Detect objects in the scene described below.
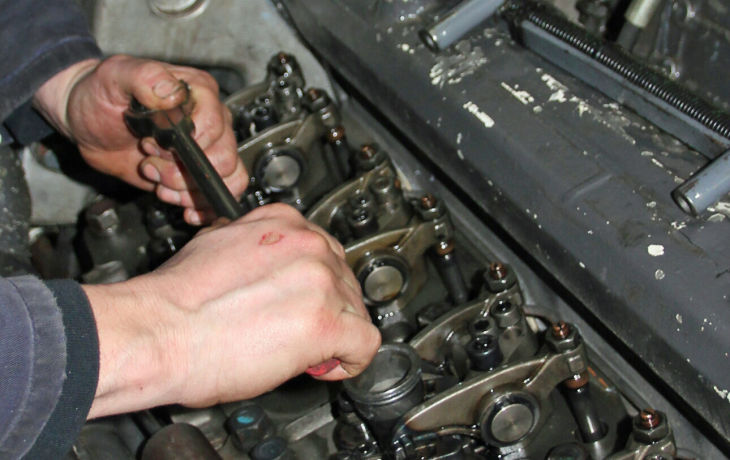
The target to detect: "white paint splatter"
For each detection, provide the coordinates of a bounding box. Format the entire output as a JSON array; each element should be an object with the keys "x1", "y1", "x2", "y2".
[
  {"x1": 587, "y1": 230, "x2": 593, "y2": 235},
  {"x1": 456, "y1": 149, "x2": 464, "y2": 160},
  {"x1": 708, "y1": 213, "x2": 726, "y2": 223},
  {"x1": 579, "y1": 261, "x2": 586, "y2": 269},
  {"x1": 714, "y1": 386, "x2": 730, "y2": 402},
  {"x1": 648, "y1": 244, "x2": 665, "y2": 257},
  {"x1": 641, "y1": 151, "x2": 654, "y2": 157},
  {"x1": 541, "y1": 73, "x2": 567, "y2": 92},
  {"x1": 570, "y1": 96, "x2": 591, "y2": 116},
  {"x1": 533, "y1": 106, "x2": 543, "y2": 113},
  {"x1": 671, "y1": 221, "x2": 687, "y2": 230},
  {"x1": 500, "y1": 82, "x2": 535, "y2": 105},
  {"x1": 549, "y1": 90, "x2": 567, "y2": 103},
  {"x1": 456, "y1": 132, "x2": 463, "y2": 145},
  {"x1": 463, "y1": 101, "x2": 495, "y2": 128},
  {"x1": 676, "y1": 313, "x2": 683, "y2": 324},
  {"x1": 646, "y1": 201, "x2": 657, "y2": 208},
  {"x1": 655, "y1": 269, "x2": 665, "y2": 280}
]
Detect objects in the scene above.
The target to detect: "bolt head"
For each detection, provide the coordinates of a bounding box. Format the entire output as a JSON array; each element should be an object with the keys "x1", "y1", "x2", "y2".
[
  {"x1": 545, "y1": 322, "x2": 581, "y2": 353},
  {"x1": 225, "y1": 404, "x2": 274, "y2": 452},
  {"x1": 85, "y1": 199, "x2": 120, "y2": 234},
  {"x1": 633, "y1": 409, "x2": 670, "y2": 444},
  {"x1": 420, "y1": 193, "x2": 437, "y2": 210},
  {"x1": 552, "y1": 321, "x2": 571, "y2": 339},
  {"x1": 360, "y1": 145, "x2": 376, "y2": 160},
  {"x1": 488, "y1": 262, "x2": 508, "y2": 280}
]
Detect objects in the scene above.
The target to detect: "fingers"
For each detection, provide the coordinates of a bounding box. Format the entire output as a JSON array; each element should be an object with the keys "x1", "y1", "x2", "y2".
[
  {"x1": 97, "y1": 55, "x2": 188, "y2": 110},
  {"x1": 309, "y1": 312, "x2": 381, "y2": 381},
  {"x1": 98, "y1": 56, "x2": 246, "y2": 211}
]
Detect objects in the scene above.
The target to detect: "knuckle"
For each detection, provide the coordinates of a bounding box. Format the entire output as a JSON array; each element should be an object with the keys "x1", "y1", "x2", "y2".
[
  {"x1": 202, "y1": 72, "x2": 219, "y2": 92},
  {"x1": 303, "y1": 260, "x2": 337, "y2": 289},
  {"x1": 268, "y1": 202, "x2": 301, "y2": 219},
  {"x1": 138, "y1": 60, "x2": 165, "y2": 79},
  {"x1": 299, "y1": 230, "x2": 331, "y2": 256}
]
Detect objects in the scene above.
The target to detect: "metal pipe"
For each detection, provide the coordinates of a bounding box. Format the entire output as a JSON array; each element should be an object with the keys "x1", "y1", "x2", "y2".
[
  {"x1": 432, "y1": 240, "x2": 469, "y2": 305},
  {"x1": 672, "y1": 149, "x2": 730, "y2": 217},
  {"x1": 563, "y1": 375, "x2": 606, "y2": 443},
  {"x1": 616, "y1": 0, "x2": 663, "y2": 50},
  {"x1": 420, "y1": 0, "x2": 503, "y2": 52}
]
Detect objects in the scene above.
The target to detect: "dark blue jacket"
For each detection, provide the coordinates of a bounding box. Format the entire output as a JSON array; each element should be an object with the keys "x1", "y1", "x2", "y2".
[{"x1": 0, "y1": 1, "x2": 102, "y2": 458}]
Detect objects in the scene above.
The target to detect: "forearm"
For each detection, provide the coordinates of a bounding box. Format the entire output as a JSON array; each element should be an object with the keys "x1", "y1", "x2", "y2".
[{"x1": 82, "y1": 276, "x2": 187, "y2": 418}]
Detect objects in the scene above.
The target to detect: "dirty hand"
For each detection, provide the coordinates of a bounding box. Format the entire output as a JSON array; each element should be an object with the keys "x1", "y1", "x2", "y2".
[
  {"x1": 82, "y1": 203, "x2": 381, "y2": 417},
  {"x1": 33, "y1": 55, "x2": 247, "y2": 225}
]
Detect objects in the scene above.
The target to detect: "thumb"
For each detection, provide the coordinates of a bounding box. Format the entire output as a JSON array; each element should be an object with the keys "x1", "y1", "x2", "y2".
[{"x1": 100, "y1": 55, "x2": 187, "y2": 110}]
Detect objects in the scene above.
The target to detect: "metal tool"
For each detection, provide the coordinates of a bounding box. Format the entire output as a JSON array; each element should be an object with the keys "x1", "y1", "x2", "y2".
[
  {"x1": 420, "y1": 0, "x2": 504, "y2": 52},
  {"x1": 125, "y1": 84, "x2": 341, "y2": 376},
  {"x1": 124, "y1": 82, "x2": 244, "y2": 220}
]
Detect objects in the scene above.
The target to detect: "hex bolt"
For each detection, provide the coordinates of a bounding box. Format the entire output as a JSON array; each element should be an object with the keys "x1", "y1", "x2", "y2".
[
  {"x1": 639, "y1": 408, "x2": 661, "y2": 429},
  {"x1": 327, "y1": 126, "x2": 346, "y2": 143},
  {"x1": 435, "y1": 239, "x2": 454, "y2": 256},
  {"x1": 488, "y1": 262, "x2": 508, "y2": 280},
  {"x1": 360, "y1": 144, "x2": 376, "y2": 160},
  {"x1": 552, "y1": 321, "x2": 571, "y2": 340},
  {"x1": 85, "y1": 199, "x2": 120, "y2": 235},
  {"x1": 420, "y1": 193, "x2": 437, "y2": 210},
  {"x1": 632, "y1": 408, "x2": 670, "y2": 444},
  {"x1": 225, "y1": 403, "x2": 274, "y2": 452},
  {"x1": 307, "y1": 88, "x2": 321, "y2": 102}
]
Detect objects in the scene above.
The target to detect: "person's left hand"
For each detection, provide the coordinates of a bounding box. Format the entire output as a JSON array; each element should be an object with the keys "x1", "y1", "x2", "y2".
[{"x1": 33, "y1": 55, "x2": 247, "y2": 225}]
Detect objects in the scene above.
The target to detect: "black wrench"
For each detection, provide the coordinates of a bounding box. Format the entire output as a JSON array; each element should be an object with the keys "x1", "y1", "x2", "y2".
[{"x1": 124, "y1": 82, "x2": 244, "y2": 220}]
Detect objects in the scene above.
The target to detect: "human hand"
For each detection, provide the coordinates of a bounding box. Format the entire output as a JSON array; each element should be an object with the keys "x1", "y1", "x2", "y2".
[
  {"x1": 83, "y1": 204, "x2": 381, "y2": 417},
  {"x1": 33, "y1": 56, "x2": 247, "y2": 225}
]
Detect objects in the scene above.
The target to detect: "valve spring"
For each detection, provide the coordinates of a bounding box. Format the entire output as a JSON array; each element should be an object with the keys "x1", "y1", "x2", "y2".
[{"x1": 511, "y1": 1, "x2": 730, "y2": 140}]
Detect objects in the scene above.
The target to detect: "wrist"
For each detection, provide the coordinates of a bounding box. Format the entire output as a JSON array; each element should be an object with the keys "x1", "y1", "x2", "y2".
[
  {"x1": 33, "y1": 58, "x2": 100, "y2": 139},
  {"x1": 82, "y1": 274, "x2": 190, "y2": 418}
]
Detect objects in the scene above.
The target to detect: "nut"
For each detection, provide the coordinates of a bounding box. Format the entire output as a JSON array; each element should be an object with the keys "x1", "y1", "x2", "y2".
[
  {"x1": 488, "y1": 262, "x2": 508, "y2": 280},
  {"x1": 633, "y1": 409, "x2": 670, "y2": 444},
  {"x1": 545, "y1": 322, "x2": 581, "y2": 353},
  {"x1": 640, "y1": 408, "x2": 661, "y2": 429},
  {"x1": 85, "y1": 199, "x2": 120, "y2": 235},
  {"x1": 420, "y1": 193, "x2": 437, "y2": 210},
  {"x1": 552, "y1": 321, "x2": 571, "y2": 339},
  {"x1": 359, "y1": 144, "x2": 377, "y2": 160},
  {"x1": 225, "y1": 403, "x2": 274, "y2": 452},
  {"x1": 483, "y1": 263, "x2": 516, "y2": 293},
  {"x1": 327, "y1": 126, "x2": 346, "y2": 143}
]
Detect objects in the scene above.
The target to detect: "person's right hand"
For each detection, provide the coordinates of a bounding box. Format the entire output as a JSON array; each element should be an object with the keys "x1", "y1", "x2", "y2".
[{"x1": 83, "y1": 203, "x2": 381, "y2": 417}]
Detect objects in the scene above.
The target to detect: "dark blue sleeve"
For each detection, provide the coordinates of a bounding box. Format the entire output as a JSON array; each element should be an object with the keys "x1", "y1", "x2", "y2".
[
  {"x1": 0, "y1": 0, "x2": 102, "y2": 145},
  {"x1": 0, "y1": 277, "x2": 99, "y2": 459}
]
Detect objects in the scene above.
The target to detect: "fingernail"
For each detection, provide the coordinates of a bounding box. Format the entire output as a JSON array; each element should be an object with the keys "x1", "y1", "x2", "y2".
[
  {"x1": 187, "y1": 211, "x2": 202, "y2": 226},
  {"x1": 142, "y1": 140, "x2": 161, "y2": 157},
  {"x1": 142, "y1": 163, "x2": 160, "y2": 182},
  {"x1": 153, "y1": 79, "x2": 182, "y2": 99},
  {"x1": 305, "y1": 358, "x2": 341, "y2": 377}
]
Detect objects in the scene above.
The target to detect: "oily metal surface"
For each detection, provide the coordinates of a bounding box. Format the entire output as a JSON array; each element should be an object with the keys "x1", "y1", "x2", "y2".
[
  {"x1": 261, "y1": 154, "x2": 301, "y2": 190},
  {"x1": 490, "y1": 403, "x2": 534, "y2": 443},
  {"x1": 363, "y1": 264, "x2": 404, "y2": 303},
  {"x1": 280, "y1": 0, "x2": 730, "y2": 446}
]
